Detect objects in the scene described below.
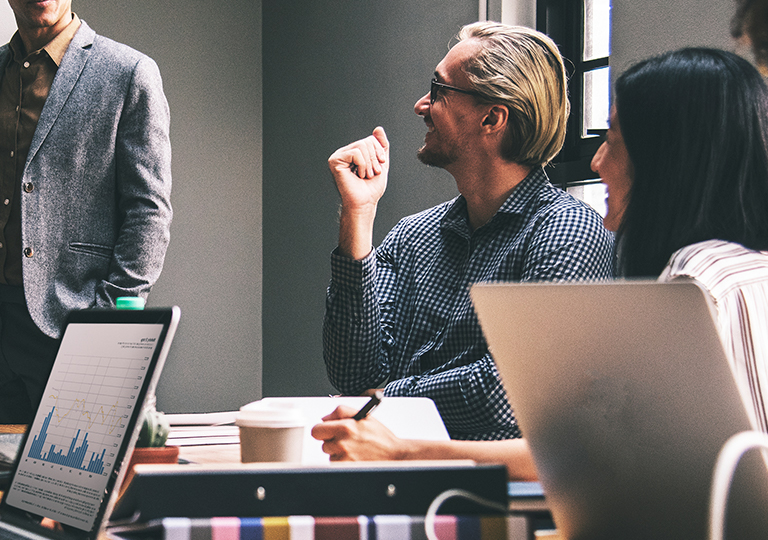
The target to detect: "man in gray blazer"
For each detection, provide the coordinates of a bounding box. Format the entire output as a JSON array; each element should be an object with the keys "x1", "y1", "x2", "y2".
[{"x1": 0, "y1": 0, "x2": 172, "y2": 422}]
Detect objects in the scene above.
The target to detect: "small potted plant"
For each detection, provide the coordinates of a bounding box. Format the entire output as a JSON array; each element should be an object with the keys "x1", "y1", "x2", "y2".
[
  {"x1": 136, "y1": 403, "x2": 172, "y2": 449},
  {"x1": 120, "y1": 399, "x2": 179, "y2": 495}
]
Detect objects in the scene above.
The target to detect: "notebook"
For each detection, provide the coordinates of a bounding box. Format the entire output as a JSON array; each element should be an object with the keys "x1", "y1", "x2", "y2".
[
  {"x1": 256, "y1": 396, "x2": 450, "y2": 464},
  {"x1": 470, "y1": 280, "x2": 768, "y2": 540},
  {"x1": 0, "y1": 306, "x2": 180, "y2": 540}
]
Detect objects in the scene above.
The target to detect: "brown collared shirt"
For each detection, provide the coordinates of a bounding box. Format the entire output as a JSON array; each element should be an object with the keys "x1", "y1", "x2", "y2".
[{"x1": 0, "y1": 14, "x2": 80, "y2": 286}]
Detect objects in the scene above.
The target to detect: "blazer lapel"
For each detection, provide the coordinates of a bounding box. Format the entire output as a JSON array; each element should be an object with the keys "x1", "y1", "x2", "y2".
[{"x1": 26, "y1": 21, "x2": 97, "y2": 167}]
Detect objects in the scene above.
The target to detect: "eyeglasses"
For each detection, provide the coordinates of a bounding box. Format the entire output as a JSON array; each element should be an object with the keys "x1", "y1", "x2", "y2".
[{"x1": 430, "y1": 78, "x2": 483, "y2": 104}]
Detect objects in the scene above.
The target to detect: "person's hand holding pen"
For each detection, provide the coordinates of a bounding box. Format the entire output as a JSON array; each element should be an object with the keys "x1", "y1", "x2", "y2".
[
  {"x1": 351, "y1": 389, "x2": 383, "y2": 420},
  {"x1": 311, "y1": 391, "x2": 407, "y2": 461},
  {"x1": 311, "y1": 392, "x2": 541, "y2": 480}
]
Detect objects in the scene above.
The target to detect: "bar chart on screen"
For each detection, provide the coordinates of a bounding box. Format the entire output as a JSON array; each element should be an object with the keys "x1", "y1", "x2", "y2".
[{"x1": 28, "y1": 406, "x2": 109, "y2": 474}]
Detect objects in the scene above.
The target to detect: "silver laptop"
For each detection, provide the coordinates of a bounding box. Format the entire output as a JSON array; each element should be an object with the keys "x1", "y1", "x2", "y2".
[
  {"x1": 0, "y1": 306, "x2": 180, "y2": 540},
  {"x1": 471, "y1": 280, "x2": 768, "y2": 540}
]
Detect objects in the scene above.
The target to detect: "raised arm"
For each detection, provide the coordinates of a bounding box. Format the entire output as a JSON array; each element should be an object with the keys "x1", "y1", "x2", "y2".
[{"x1": 328, "y1": 126, "x2": 390, "y2": 260}]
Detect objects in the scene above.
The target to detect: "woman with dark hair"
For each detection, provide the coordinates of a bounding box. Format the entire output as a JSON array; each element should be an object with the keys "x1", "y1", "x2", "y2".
[{"x1": 592, "y1": 47, "x2": 768, "y2": 430}]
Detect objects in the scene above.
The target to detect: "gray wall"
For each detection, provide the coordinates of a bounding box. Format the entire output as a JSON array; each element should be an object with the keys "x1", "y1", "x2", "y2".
[
  {"x1": 0, "y1": 5, "x2": 14, "y2": 42},
  {"x1": 611, "y1": 0, "x2": 742, "y2": 92},
  {"x1": 67, "y1": 1, "x2": 264, "y2": 413},
  {"x1": 261, "y1": 1, "x2": 478, "y2": 397}
]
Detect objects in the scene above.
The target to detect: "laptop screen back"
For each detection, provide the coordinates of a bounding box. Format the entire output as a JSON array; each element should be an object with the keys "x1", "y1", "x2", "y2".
[{"x1": 471, "y1": 280, "x2": 768, "y2": 540}]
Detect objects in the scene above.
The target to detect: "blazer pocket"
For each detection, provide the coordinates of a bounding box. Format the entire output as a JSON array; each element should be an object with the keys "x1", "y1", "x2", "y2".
[{"x1": 69, "y1": 242, "x2": 114, "y2": 260}]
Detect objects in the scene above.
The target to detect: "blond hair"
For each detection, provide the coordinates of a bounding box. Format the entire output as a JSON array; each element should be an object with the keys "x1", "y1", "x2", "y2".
[{"x1": 458, "y1": 22, "x2": 569, "y2": 167}]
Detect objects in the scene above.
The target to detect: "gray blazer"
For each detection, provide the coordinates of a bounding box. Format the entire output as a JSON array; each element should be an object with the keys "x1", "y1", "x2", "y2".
[{"x1": 0, "y1": 21, "x2": 172, "y2": 338}]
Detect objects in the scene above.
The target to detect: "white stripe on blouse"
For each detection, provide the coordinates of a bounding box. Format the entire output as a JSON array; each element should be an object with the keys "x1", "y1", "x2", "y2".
[{"x1": 660, "y1": 239, "x2": 768, "y2": 432}]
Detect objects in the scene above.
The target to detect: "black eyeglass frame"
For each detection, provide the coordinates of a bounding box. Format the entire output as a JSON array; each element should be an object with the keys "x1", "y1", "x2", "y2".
[{"x1": 429, "y1": 78, "x2": 483, "y2": 104}]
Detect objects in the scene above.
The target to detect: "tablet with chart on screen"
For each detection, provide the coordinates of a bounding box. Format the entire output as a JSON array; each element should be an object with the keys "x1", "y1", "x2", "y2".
[{"x1": 0, "y1": 306, "x2": 179, "y2": 540}]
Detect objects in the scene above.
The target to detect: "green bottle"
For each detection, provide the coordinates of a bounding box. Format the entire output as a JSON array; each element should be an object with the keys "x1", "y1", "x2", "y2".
[{"x1": 115, "y1": 297, "x2": 146, "y2": 310}]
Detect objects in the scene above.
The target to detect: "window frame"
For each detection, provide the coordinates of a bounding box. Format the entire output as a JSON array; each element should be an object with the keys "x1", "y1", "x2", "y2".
[{"x1": 537, "y1": 0, "x2": 609, "y2": 187}]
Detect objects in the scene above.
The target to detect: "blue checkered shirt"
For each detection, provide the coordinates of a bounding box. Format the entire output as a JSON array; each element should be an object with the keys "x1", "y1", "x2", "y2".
[{"x1": 323, "y1": 168, "x2": 615, "y2": 440}]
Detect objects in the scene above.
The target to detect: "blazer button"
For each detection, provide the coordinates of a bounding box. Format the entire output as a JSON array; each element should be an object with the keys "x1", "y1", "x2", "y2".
[
  {"x1": 22, "y1": 183, "x2": 34, "y2": 193},
  {"x1": 23, "y1": 247, "x2": 33, "y2": 258}
]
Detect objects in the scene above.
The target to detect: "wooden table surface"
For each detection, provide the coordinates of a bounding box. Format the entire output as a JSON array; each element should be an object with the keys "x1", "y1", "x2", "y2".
[
  {"x1": 0, "y1": 425, "x2": 27, "y2": 434},
  {"x1": 178, "y1": 443, "x2": 241, "y2": 464}
]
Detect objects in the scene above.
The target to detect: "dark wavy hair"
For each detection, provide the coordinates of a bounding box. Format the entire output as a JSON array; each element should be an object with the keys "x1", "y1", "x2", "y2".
[{"x1": 614, "y1": 48, "x2": 768, "y2": 277}]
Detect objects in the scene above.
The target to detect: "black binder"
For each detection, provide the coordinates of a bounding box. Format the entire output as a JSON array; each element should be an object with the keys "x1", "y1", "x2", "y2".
[{"x1": 110, "y1": 462, "x2": 508, "y2": 522}]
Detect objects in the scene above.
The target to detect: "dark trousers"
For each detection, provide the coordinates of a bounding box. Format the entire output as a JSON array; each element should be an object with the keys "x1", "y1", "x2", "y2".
[{"x1": 0, "y1": 285, "x2": 60, "y2": 424}]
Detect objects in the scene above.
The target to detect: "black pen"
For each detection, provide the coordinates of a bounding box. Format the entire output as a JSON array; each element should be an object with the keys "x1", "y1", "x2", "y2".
[{"x1": 352, "y1": 390, "x2": 383, "y2": 420}]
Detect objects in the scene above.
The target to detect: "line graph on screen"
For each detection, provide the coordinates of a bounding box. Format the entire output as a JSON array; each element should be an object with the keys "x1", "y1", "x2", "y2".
[{"x1": 25, "y1": 352, "x2": 150, "y2": 475}]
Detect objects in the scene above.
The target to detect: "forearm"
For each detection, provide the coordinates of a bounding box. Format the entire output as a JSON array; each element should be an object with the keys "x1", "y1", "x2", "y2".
[
  {"x1": 98, "y1": 207, "x2": 171, "y2": 304},
  {"x1": 323, "y1": 250, "x2": 391, "y2": 393},
  {"x1": 338, "y1": 204, "x2": 377, "y2": 260},
  {"x1": 385, "y1": 356, "x2": 518, "y2": 439},
  {"x1": 399, "y1": 438, "x2": 538, "y2": 481},
  {"x1": 312, "y1": 406, "x2": 537, "y2": 481},
  {"x1": 99, "y1": 56, "x2": 172, "y2": 304}
]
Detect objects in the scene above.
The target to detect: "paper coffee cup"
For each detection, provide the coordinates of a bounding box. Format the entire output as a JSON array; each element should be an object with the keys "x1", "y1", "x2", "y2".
[{"x1": 236, "y1": 402, "x2": 305, "y2": 463}]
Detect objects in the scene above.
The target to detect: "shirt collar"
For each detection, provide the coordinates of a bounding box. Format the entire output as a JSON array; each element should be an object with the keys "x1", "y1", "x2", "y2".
[
  {"x1": 443, "y1": 166, "x2": 551, "y2": 226},
  {"x1": 42, "y1": 13, "x2": 81, "y2": 66},
  {"x1": 495, "y1": 167, "x2": 551, "y2": 216},
  {"x1": 9, "y1": 13, "x2": 81, "y2": 66}
]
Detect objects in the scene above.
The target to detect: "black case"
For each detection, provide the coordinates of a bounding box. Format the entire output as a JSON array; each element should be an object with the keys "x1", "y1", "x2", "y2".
[{"x1": 110, "y1": 462, "x2": 508, "y2": 522}]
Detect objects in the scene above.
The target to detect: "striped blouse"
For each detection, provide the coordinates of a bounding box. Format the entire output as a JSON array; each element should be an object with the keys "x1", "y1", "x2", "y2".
[{"x1": 659, "y1": 239, "x2": 768, "y2": 432}]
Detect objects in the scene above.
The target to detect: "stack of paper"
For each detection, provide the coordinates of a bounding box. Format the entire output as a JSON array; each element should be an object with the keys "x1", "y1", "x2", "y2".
[{"x1": 165, "y1": 411, "x2": 239, "y2": 446}]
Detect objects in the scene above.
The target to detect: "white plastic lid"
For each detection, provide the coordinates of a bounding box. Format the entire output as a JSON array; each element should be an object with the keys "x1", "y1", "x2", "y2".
[{"x1": 236, "y1": 401, "x2": 306, "y2": 428}]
